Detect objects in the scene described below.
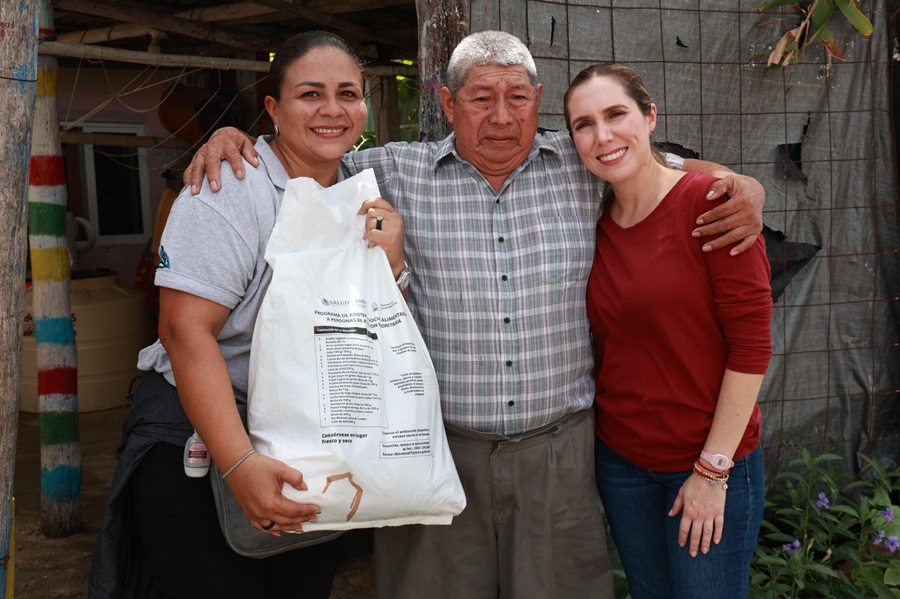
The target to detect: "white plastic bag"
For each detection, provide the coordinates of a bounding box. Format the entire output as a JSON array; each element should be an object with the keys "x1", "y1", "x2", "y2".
[{"x1": 248, "y1": 169, "x2": 466, "y2": 531}]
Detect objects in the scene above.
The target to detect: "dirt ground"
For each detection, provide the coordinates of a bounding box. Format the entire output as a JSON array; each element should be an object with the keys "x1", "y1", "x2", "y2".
[{"x1": 12, "y1": 408, "x2": 376, "y2": 598}]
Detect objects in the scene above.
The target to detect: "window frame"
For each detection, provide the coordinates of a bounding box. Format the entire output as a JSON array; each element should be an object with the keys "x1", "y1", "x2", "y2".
[{"x1": 76, "y1": 122, "x2": 153, "y2": 245}]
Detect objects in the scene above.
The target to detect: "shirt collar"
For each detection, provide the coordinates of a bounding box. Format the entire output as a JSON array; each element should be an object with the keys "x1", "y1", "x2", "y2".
[
  {"x1": 256, "y1": 135, "x2": 289, "y2": 190},
  {"x1": 256, "y1": 135, "x2": 346, "y2": 189}
]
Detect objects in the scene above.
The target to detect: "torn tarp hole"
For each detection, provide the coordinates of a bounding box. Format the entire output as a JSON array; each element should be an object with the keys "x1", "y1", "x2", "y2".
[
  {"x1": 763, "y1": 226, "x2": 821, "y2": 303},
  {"x1": 778, "y1": 142, "x2": 807, "y2": 182}
]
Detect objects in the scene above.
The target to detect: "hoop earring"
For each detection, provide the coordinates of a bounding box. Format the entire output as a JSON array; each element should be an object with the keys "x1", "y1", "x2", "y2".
[{"x1": 274, "y1": 124, "x2": 280, "y2": 136}]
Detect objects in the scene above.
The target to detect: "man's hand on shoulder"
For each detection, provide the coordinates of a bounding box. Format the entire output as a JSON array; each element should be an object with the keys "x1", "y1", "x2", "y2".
[
  {"x1": 694, "y1": 174, "x2": 764, "y2": 256},
  {"x1": 682, "y1": 159, "x2": 765, "y2": 256},
  {"x1": 183, "y1": 127, "x2": 259, "y2": 195}
]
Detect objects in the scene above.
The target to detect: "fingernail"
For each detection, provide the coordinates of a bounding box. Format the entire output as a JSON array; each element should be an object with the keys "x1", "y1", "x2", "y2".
[
  {"x1": 706, "y1": 190, "x2": 715, "y2": 198},
  {"x1": 237, "y1": 170, "x2": 244, "y2": 179},
  {"x1": 696, "y1": 217, "x2": 706, "y2": 224},
  {"x1": 702, "y1": 244, "x2": 712, "y2": 252},
  {"x1": 309, "y1": 516, "x2": 318, "y2": 523},
  {"x1": 191, "y1": 185, "x2": 199, "y2": 195},
  {"x1": 211, "y1": 180, "x2": 219, "y2": 192},
  {"x1": 691, "y1": 550, "x2": 697, "y2": 557},
  {"x1": 730, "y1": 248, "x2": 739, "y2": 256},
  {"x1": 691, "y1": 230, "x2": 700, "y2": 237}
]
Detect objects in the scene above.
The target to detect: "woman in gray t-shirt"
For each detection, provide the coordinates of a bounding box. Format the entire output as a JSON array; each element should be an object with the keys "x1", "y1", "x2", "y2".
[{"x1": 90, "y1": 31, "x2": 405, "y2": 599}]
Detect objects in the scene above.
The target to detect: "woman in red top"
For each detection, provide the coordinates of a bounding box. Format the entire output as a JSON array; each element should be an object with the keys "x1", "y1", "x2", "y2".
[{"x1": 564, "y1": 64, "x2": 773, "y2": 598}]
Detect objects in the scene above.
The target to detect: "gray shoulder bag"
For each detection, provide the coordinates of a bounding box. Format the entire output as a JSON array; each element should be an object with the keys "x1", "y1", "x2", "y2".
[{"x1": 209, "y1": 404, "x2": 342, "y2": 558}]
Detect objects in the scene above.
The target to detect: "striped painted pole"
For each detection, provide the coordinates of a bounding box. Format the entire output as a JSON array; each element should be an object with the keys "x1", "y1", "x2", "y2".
[
  {"x1": 0, "y1": 0, "x2": 41, "y2": 593},
  {"x1": 27, "y1": 0, "x2": 82, "y2": 538}
]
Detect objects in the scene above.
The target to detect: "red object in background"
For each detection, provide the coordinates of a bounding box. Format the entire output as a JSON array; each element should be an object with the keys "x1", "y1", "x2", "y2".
[{"x1": 157, "y1": 83, "x2": 214, "y2": 145}]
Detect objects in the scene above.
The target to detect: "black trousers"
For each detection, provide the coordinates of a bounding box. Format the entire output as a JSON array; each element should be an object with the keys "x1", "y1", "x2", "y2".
[{"x1": 131, "y1": 442, "x2": 342, "y2": 599}]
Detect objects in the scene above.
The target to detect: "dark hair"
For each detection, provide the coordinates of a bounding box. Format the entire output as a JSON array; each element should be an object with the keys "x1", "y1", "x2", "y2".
[
  {"x1": 268, "y1": 31, "x2": 365, "y2": 101},
  {"x1": 563, "y1": 63, "x2": 666, "y2": 166}
]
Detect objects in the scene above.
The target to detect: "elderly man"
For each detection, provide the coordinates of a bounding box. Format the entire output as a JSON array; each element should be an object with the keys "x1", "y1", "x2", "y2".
[{"x1": 185, "y1": 31, "x2": 764, "y2": 599}]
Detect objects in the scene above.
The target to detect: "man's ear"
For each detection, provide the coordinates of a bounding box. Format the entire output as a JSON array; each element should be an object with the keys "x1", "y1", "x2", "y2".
[
  {"x1": 535, "y1": 83, "x2": 544, "y2": 111},
  {"x1": 440, "y1": 86, "x2": 455, "y2": 124}
]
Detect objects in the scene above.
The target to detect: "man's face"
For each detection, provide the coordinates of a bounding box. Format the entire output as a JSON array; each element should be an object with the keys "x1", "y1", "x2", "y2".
[{"x1": 440, "y1": 65, "x2": 543, "y2": 185}]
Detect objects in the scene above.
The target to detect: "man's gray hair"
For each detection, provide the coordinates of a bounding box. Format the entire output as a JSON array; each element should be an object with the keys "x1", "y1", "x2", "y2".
[{"x1": 446, "y1": 31, "x2": 538, "y2": 95}]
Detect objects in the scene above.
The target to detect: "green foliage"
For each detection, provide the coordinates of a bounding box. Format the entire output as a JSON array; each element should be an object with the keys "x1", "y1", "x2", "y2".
[
  {"x1": 354, "y1": 130, "x2": 376, "y2": 152},
  {"x1": 757, "y1": 0, "x2": 873, "y2": 71},
  {"x1": 749, "y1": 448, "x2": 900, "y2": 598}
]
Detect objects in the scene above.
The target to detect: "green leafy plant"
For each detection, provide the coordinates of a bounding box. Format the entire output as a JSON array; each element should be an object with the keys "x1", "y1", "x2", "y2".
[
  {"x1": 757, "y1": 0, "x2": 873, "y2": 70},
  {"x1": 750, "y1": 447, "x2": 900, "y2": 598},
  {"x1": 353, "y1": 130, "x2": 377, "y2": 152}
]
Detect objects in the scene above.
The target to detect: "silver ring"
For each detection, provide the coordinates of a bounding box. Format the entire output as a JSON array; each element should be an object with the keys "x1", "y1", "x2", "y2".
[
  {"x1": 376, "y1": 216, "x2": 383, "y2": 230},
  {"x1": 262, "y1": 521, "x2": 276, "y2": 530}
]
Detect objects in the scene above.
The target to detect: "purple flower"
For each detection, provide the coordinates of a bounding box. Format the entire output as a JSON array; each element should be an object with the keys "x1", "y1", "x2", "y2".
[
  {"x1": 886, "y1": 536, "x2": 900, "y2": 553},
  {"x1": 874, "y1": 530, "x2": 886, "y2": 546},
  {"x1": 881, "y1": 507, "x2": 895, "y2": 523},
  {"x1": 816, "y1": 492, "x2": 830, "y2": 509},
  {"x1": 783, "y1": 539, "x2": 801, "y2": 555}
]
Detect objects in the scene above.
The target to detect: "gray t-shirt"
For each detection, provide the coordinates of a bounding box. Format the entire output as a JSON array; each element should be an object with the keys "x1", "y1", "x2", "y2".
[{"x1": 137, "y1": 137, "x2": 287, "y2": 403}]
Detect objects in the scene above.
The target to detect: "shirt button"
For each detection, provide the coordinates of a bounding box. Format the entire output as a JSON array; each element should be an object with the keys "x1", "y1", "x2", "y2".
[
  {"x1": 504, "y1": 317, "x2": 511, "y2": 324},
  {"x1": 507, "y1": 400, "x2": 515, "y2": 407},
  {"x1": 498, "y1": 236, "x2": 505, "y2": 243},
  {"x1": 505, "y1": 360, "x2": 513, "y2": 367},
  {"x1": 501, "y1": 275, "x2": 508, "y2": 281}
]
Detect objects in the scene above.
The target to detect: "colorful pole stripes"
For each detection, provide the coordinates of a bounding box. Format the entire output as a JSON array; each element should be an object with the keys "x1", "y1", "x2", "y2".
[{"x1": 26, "y1": 0, "x2": 82, "y2": 537}]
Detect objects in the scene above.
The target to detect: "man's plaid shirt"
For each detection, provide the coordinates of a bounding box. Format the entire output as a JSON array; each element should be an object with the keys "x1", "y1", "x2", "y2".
[{"x1": 343, "y1": 131, "x2": 606, "y2": 436}]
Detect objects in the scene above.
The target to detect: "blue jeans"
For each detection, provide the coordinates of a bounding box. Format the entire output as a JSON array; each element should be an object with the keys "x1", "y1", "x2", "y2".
[{"x1": 595, "y1": 440, "x2": 765, "y2": 599}]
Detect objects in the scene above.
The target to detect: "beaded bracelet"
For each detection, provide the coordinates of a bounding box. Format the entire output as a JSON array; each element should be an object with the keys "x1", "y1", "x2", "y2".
[
  {"x1": 693, "y1": 461, "x2": 729, "y2": 490},
  {"x1": 694, "y1": 461, "x2": 730, "y2": 479},
  {"x1": 222, "y1": 449, "x2": 256, "y2": 479}
]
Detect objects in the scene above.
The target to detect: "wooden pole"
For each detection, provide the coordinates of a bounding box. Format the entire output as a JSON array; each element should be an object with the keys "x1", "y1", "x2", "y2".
[
  {"x1": 59, "y1": 131, "x2": 191, "y2": 150},
  {"x1": 29, "y1": 0, "x2": 82, "y2": 538},
  {"x1": 415, "y1": 0, "x2": 469, "y2": 142},
  {"x1": 54, "y1": 0, "x2": 272, "y2": 51},
  {"x1": 0, "y1": 0, "x2": 40, "y2": 593},
  {"x1": 369, "y1": 76, "x2": 402, "y2": 145},
  {"x1": 38, "y1": 41, "x2": 418, "y2": 78}
]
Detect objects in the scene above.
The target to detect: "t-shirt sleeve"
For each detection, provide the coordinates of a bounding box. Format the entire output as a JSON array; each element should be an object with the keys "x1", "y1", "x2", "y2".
[
  {"x1": 699, "y1": 191, "x2": 773, "y2": 375},
  {"x1": 154, "y1": 190, "x2": 256, "y2": 310}
]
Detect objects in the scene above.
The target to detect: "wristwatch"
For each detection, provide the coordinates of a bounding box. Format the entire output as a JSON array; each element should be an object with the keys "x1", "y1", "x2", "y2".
[
  {"x1": 395, "y1": 262, "x2": 411, "y2": 291},
  {"x1": 699, "y1": 450, "x2": 734, "y2": 471}
]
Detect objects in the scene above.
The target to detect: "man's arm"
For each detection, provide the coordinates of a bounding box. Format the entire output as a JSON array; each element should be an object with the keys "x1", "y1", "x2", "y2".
[
  {"x1": 184, "y1": 128, "x2": 258, "y2": 195},
  {"x1": 186, "y1": 132, "x2": 765, "y2": 256},
  {"x1": 682, "y1": 159, "x2": 765, "y2": 256}
]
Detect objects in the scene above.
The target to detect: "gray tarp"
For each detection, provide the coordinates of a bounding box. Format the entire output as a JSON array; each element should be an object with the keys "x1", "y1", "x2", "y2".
[{"x1": 471, "y1": 1, "x2": 900, "y2": 474}]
